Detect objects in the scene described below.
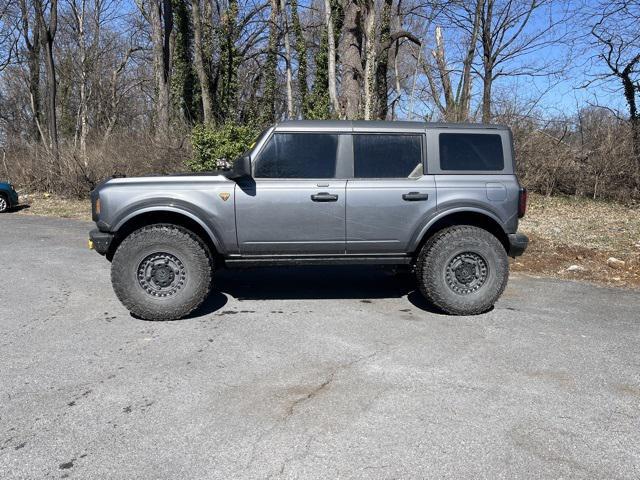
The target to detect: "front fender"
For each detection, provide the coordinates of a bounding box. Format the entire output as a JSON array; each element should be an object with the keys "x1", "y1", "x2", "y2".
[{"x1": 111, "y1": 200, "x2": 227, "y2": 255}]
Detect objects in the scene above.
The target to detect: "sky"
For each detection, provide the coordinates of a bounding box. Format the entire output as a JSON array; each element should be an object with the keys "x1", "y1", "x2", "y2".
[{"x1": 405, "y1": 0, "x2": 632, "y2": 122}]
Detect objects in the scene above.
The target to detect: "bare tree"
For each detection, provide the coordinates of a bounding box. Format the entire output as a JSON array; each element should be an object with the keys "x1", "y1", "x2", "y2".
[
  {"x1": 137, "y1": 0, "x2": 173, "y2": 135},
  {"x1": 425, "y1": 0, "x2": 483, "y2": 122},
  {"x1": 17, "y1": 0, "x2": 43, "y2": 141},
  {"x1": 281, "y1": 0, "x2": 294, "y2": 118},
  {"x1": 589, "y1": 0, "x2": 640, "y2": 176},
  {"x1": 479, "y1": 0, "x2": 566, "y2": 123},
  {"x1": 34, "y1": 0, "x2": 59, "y2": 157},
  {"x1": 191, "y1": 0, "x2": 213, "y2": 124},
  {"x1": 325, "y1": 0, "x2": 339, "y2": 115}
]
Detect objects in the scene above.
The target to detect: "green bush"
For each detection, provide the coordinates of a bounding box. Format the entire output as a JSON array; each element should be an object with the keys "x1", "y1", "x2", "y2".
[{"x1": 188, "y1": 123, "x2": 259, "y2": 172}]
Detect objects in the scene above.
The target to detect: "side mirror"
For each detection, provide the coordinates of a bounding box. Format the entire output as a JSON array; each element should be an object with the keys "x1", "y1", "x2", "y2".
[{"x1": 227, "y1": 155, "x2": 252, "y2": 179}]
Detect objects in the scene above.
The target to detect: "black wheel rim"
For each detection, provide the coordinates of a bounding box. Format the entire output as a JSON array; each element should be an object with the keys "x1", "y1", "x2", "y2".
[
  {"x1": 445, "y1": 252, "x2": 489, "y2": 295},
  {"x1": 137, "y1": 252, "x2": 186, "y2": 297}
]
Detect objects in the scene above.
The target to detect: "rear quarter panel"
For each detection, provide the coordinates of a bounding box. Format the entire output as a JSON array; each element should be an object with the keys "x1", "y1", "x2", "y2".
[{"x1": 425, "y1": 127, "x2": 520, "y2": 234}]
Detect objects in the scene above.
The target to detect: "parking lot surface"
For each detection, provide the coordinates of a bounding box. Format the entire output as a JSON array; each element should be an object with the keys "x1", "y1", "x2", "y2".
[{"x1": 1, "y1": 214, "x2": 639, "y2": 479}]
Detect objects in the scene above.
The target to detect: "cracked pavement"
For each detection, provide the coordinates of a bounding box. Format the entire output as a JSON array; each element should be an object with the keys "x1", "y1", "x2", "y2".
[{"x1": 1, "y1": 214, "x2": 640, "y2": 479}]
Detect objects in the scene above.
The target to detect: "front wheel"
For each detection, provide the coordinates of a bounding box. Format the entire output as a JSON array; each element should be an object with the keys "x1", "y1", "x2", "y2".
[
  {"x1": 0, "y1": 194, "x2": 8, "y2": 213},
  {"x1": 111, "y1": 225, "x2": 213, "y2": 320},
  {"x1": 416, "y1": 226, "x2": 509, "y2": 315}
]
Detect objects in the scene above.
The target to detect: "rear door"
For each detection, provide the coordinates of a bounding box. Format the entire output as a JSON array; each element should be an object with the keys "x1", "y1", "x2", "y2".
[
  {"x1": 235, "y1": 132, "x2": 348, "y2": 255},
  {"x1": 345, "y1": 132, "x2": 437, "y2": 254}
]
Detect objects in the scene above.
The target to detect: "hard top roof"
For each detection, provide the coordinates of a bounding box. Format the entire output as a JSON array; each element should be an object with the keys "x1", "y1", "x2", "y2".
[{"x1": 273, "y1": 120, "x2": 509, "y2": 132}]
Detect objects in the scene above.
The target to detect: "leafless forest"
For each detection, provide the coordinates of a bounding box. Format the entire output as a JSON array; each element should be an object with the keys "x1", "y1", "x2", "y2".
[{"x1": 0, "y1": 0, "x2": 638, "y2": 200}]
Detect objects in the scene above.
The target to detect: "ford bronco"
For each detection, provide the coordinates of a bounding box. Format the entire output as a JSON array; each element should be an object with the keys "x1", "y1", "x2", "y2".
[{"x1": 89, "y1": 120, "x2": 528, "y2": 320}]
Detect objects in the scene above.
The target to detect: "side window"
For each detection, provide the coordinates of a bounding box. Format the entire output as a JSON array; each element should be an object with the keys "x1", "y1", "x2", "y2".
[
  {"x1": 439, "y1": 133, "x2": 504, "y2": 171},
  {"x1": 254, "y1": 133, "x2": 338, "y2": 178},
  {"x1": 353, "y1": 134, "x2": 423, "y2": 178}
]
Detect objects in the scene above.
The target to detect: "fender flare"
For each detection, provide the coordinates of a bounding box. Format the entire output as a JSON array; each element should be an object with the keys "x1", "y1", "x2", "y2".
[
  {"x1": 112, "y1": 203, "x2": 226, "y2": 254},
  {"x1": 408, "y1": 206, "x2": 507, "y2": 252}
]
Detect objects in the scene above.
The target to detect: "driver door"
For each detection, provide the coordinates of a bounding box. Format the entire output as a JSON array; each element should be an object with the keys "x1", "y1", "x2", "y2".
[{"x1": 235, "y1": 132, "x2": 348, "y2": 255}]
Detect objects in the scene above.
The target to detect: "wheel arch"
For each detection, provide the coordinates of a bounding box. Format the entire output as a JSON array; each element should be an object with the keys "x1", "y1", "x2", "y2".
[
  {"x1": 411, "y1": 209, "x2": 509, "y2": 255},
  {"x1": 107, "y1": 208, "x2": 223, "y2": 261}
]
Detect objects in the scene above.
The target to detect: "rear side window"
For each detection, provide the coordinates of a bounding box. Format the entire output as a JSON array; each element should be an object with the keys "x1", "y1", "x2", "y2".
[
  {"x1": 354, "y1": 134, "x2": 423, "y2": 178},
  {"x1": 255, "y1": 133, "x2": 338, "y2": 178},
  {"x1": 439, "y1": 133, "x2": 504, "y2": 171}
]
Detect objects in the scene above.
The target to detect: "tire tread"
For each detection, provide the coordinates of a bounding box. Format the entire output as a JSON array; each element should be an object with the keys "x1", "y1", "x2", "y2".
[
  {"x1": 111, "y1": 224, "x2": 213, "y2": 320},
  {"x1": 416, "y1": 225, "x2": 508, "y2": 315}
]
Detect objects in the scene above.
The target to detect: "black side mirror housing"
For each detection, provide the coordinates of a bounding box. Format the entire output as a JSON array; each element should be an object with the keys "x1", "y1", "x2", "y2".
[{"x1": 227, "y1": 155, "x2": 252, "y2": 179}]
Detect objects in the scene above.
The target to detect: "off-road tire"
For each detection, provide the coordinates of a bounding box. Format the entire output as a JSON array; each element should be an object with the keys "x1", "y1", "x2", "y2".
[
  {"x1": 416, "y1": 226, "x2": 508, "y2": 315},
  {"x1": 0, "y1": 193, "x2": 8, "y2": 213},
  {"x1": 111, "y1": 224, "x2": 213, "y2": 320}
]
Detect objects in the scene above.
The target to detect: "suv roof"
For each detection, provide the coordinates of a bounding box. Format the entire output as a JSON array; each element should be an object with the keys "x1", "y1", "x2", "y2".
[{"x1": 273, "y1": 120, "x2": 510, "y2": 133}]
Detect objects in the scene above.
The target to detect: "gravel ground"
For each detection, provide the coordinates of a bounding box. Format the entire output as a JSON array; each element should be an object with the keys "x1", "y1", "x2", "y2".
[{"x1": 1, "y1": 214, "x2": 639, "y2": 479}]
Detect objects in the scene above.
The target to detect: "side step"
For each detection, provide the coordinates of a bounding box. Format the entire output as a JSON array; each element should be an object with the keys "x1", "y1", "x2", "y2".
[{"x1": 224, "y1": 255, "x2": 412, "y2": 268}]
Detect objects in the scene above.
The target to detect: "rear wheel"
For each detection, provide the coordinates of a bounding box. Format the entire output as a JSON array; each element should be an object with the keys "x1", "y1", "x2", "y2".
[
  {"x1": 111, "y1": 224, "x2": 213, "y2": 320},
  {"x1": 0, "y1": 194, "x2": 8, "y2": 213},
  {"x1": 416, "y1": 226, "x2": 508, "y2": 315}
]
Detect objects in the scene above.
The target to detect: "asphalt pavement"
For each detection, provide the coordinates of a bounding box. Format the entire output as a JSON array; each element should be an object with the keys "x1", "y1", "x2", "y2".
[{"x1": 1, "y1": 214, "x2": 639, "y2": 479}]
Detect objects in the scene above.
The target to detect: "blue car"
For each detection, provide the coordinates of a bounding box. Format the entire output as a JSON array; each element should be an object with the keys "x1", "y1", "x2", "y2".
[{"x1": 0, "y1": 182, "x2": 19, "y2": 213}]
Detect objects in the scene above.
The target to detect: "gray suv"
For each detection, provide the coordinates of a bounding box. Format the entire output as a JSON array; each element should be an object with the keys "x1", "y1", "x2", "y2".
[{"x1": 90, "y1": 120, "x2": 528, "y2": 320}]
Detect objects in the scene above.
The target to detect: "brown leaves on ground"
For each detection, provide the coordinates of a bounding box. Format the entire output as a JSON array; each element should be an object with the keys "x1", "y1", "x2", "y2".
[
  {"x1": 513, "y1": 194, "x2": 640, "y2": 288},
  {"x1": 14, "y1": 192, "x2": 91, "y2": 221}
]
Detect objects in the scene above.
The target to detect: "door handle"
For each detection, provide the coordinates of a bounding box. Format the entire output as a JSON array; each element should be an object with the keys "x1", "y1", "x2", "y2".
[
  {"x1": 311, "y1": 192, "x2": 339, "y2": 202},
  {"x1": 402, "y1": 192, "x2": 429, "y2": 201}
]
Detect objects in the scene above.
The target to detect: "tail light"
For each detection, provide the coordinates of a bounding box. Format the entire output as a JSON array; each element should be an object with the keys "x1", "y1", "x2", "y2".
[{"x1": 518, "y1": 187, "x2": 527, "y2": 218}]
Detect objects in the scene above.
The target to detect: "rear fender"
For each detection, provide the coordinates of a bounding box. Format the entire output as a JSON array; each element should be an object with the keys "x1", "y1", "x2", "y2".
[{"x1": 409, "y1": 206, "x2": 507, "y2": 253}]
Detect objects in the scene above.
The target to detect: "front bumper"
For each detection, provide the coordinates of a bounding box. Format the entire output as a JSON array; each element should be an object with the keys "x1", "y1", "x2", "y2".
[
  {"x1": 89, "y1": 229, "x2": 114, "y2": 255},
  {"x1": 507, "y1": 233, "x2": 528, "y2": 257}
]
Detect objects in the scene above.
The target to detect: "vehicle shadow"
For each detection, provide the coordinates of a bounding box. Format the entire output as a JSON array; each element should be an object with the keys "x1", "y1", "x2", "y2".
[
  {"x1": 9, "y1": 204, "x2": 30, "y2": 213},
  {"x1": 212, "y1": 265, "x2": 445, "y2": 314},
  {"x1": 133, "y1": 266, "x2": 446, "y2": 321},
  {"x1": 215, "y1": 265, "x2": 410, "y2": 300}
]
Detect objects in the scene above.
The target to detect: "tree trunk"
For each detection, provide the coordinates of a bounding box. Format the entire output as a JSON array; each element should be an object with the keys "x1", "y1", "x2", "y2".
[
  {"x1": 191, "y1": 0, "x2": 213, "y2": 124},
  {"x1": 481, "y1": 0, "x2": 494, "y2": 124},
  {"x1": 290, "y1": 0, "x2": 308, "y2": 116},
  {"x1": 339, "y1": 0, "x2": 363, "y2": 119},
  {"x1": 70, "y1": 0, "x2": 89, "y2": 161},
  {"x1": 281, "y1": 0, "x2": 294, "y2": 118},
  {"x1": 19, "y1": 0, "x2": 42, "y2": 143},
  {"x1": 324, "y1": 0, "x2": 340, "y2": 116},
  {"x1": 262, "y1": 0, "x2": 279, "y2": 123},
  {"x1": 149, "y1": 0, "x2": 173, "y2": 135},
  {"x1": 220, "y1": 0, "x2": 239, "y2": 122},
  {"x1": 433, "y1": 26, "x2": 454, "y2": 121},
  {"x1": 172, "y1": 0, "x2": 195, "y2": 122},
  {"x1": 621, "y1": 72, "x2": 640, "y2": 183},
  {"x1": 375, "y1": 0, "x2": 392, "y2": 120},
  {"x1": 362, "y1": 0, "x2": 376, "y2": 120},
  {"x1": 35, "y1": 0, "x2": 59, "y2": 159},
  {"x1": 459, "y1": 0, "x2": 484, "y2": 121}
]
